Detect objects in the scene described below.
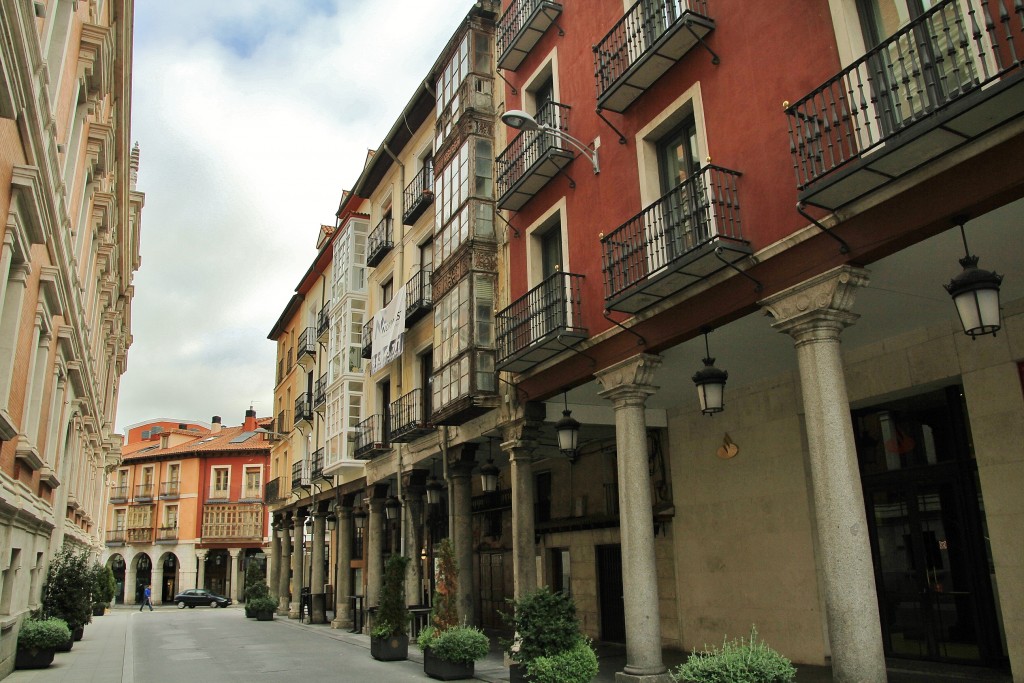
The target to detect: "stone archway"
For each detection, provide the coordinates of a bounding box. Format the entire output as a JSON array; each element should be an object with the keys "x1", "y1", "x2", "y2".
[
  {"x1": 132, "y1": 553, "x2": 153, "y2": 604},
  {"x1": 156, "y1": 552, "x2": 179, "y2": 604},
  {"x1": 107, "y1": 554, "x2": 126, "y2": 604}
]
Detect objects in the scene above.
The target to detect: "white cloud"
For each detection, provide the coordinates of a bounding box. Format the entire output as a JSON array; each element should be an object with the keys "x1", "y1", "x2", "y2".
[{"x1": 117, "y1": 0, "x2": 473, "y2": 430}]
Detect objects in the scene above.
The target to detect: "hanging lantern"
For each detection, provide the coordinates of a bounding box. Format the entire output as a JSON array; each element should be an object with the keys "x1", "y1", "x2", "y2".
[
  {"x1": 945, "y1": 220, "x2": 1002, "y2": 339},
  {"x1": 555, "y1": 393, "x2": 581, "y2": 462},
  {"x1": 384, "y1": 495, "x2": 401, "y2": 520},
  {"x1": 692, "y1": 329, "x2": 728, "y2": 415},
  {"x1": 426, "y1": 473, "x2": 444, "y2": 505},
  {"x1": 353, "y1": 507, "x2": 368, "y2": 530},
  {"x1": 480, "y1": 458, "x2": 500, "y2": 493}
]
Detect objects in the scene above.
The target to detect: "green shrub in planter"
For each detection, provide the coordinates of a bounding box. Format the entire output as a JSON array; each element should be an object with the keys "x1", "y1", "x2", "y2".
[
  {"x1": 247, "y1": 596, "x2": 277, "y2": 617},
  {"x1": 672, "y1": 627, "x2": 796, "y2": 683},
  {"x1": 42, "y1": 549, "x2": 93, "y2": 632},
  {"x1": 374, "y1": 555, "x2": 410, "y2": 638},
  {"x1": 523, "y1": 637, "x2": 599, "y2": 683},
  {"x1": 418, "y1": 625, "x2": 490, "y2": 665},
  {"x1": 18, "y1": 618, "x2": 71, "y2": 652},
  {"x1": 502, "y1": 587, "x2": 580, "y2": 665}
]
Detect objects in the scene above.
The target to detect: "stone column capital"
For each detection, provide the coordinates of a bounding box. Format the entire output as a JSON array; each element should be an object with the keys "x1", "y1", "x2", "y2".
[
  {"x1": 228, "y1": 548, "x2": 241, "y2": 558},
  {"x1": 760, "y1": 265, "x2": 870, "y2": 341},
  {"x1": 337, "y1": 505, "x2": 352, "y2": 520},
  {"x1": 500, "y1": 418, "x2": 542, "y2": 457},
  {"x1": 596, "y1": 353, "x2": 662, "y2": 405},
  {"x1": 195, "y1": 550, "x2": 208, "y2": 560}
]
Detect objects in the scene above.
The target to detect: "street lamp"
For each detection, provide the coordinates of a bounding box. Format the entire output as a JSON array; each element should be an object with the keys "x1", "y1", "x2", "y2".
[
  {"x1": 501, "y1": 109, "x2": 600, "y2": 174},
  {"x1": 555, "y1": 392, "x2": 581, "y2": 462},
  {"x1": 692, "y1": 328, "x2": 728, "y2": 415},
  {"x1": 944, "y1": 219, "x2": 1003, "y2": 339},
  {"x1": 353, "y1": 507, "x2": 368, "y2": 530},
  {"x1": 384, "y1": 494, "x2": 401, "y2": 521},
  {"x1": 479, "y1": 457, "x2": 500, "y2": 493}
]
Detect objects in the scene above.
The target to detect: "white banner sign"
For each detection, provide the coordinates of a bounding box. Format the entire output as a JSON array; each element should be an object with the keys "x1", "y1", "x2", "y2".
[{"x1": 371, "y1": 285, "x2": 407, "y2": 374}]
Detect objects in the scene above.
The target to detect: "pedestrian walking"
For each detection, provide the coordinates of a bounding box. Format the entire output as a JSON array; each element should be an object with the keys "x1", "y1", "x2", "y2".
[{"x1": 140, "y1": 584, "x2": 153, "y2": 611}]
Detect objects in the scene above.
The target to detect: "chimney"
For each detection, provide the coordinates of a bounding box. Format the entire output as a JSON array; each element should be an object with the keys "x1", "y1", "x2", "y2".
[
  {"x1": 243, "y1": 407, "x2": 257, "y2": 432},
  {"x1": 210, "y1": 416, "x2": 222, "y2": 434}
]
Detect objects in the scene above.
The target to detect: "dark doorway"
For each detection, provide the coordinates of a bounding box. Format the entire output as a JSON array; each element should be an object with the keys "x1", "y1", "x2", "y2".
[
  {"x1": 135, "y1": 554, "x2": 152, "y2": 603},
  {"x1": 855, "y1": 386, "x2": 1004, "y2": 666},
  {"x1": 109, "y1": 555, "x2": 126, "y2": 604},
  {"x1": 478, "y1": 551, "x2": 508, "y2": 629},
  {"x1": 161, "y1": 554, "x2": 177, "y2": 602},
  {"x1": 596, "y1": 544, "x2": 626, "y2": 643}
]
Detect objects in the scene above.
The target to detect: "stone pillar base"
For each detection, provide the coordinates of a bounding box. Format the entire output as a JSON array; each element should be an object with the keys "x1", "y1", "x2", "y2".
[
  {"x1": 330, "y1": 617, "x2": 352, "y2": 630},
  {"x1": 288, "y1": 603, "x2": 300, "y2": 619},
  {"x1": 615, "y1": 671, "x2": 674, "y2": 683}
]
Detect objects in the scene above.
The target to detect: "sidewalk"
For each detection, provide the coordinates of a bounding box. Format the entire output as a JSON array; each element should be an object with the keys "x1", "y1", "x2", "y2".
[{"x1": 275, "y1": 615, "x2": 1011, "y2": 683}]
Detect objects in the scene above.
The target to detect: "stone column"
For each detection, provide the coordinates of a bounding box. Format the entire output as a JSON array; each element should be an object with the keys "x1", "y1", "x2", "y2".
[
  {"x1": 366, "y1": 495, "x2": 385, "y2": 611},
  {"x1": 502, "y1": 421, "x2": 540, "y2": 599},
  {"x1": 310, "y1": 508, "x2": 327, "y2": 623},
  {"x1": 449, "y1": 445, "x2": 478, "y2": 625},
  {"x1": 152, "y1": 566, "x2": 164, "y2": 606},
  {"x1": 195, "y1": 550, "x2": 207, "y2": 592},
  {"x1": 289, "y1": 509, "x2": 306, "y2": 619},
  {"x1": 269, "y1": 516, "x2": 281, "y2": 600},
  {"x1": 124, "y1": 564, "x2": 137, "y2": 606},
  {"x1": 229, "y1": 548, "x2": 241, "y2": 602},
  {"x1": 403, "y1": 471, "x2": 427, "y2": 606},
  {"x1": 277, "y1": 513, "x2": 292, "y2": 614},
  {"x1": 761, "y1": 265, "x2": 886, "y2": 683},
  {"x1": 596, "y1": 353, "x2": 672, "y2": 683},
  {"x1": 332, "y1": 504, "x2": 353, "y2": 629}
]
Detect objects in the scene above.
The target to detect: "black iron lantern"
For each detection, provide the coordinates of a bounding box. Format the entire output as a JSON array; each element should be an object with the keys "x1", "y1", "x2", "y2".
[
  {"x1": 353, "y1": 507, "x2": 368, "y2": 529},
  {"x1": 945, "y1": 220, "x2": 1003, "y2": 339},
  {"x1": 692, "y1": 328, "x2": 728, "y2": 415},
  {"x1": 384, "y1": 495, "x2": 401, "y2": 520},
  {"x1": 425, "y1": 475, "x2": 444, "y2": 505},
  {"x1": 479, "y1": 458, "x2": 500, "y2": 493},
  {"x1": 326, "y1": 511, "x2": 337, "y2": 532},
  {"x1": 555, "y1": 393, "x2": 580, "y2": 462}
]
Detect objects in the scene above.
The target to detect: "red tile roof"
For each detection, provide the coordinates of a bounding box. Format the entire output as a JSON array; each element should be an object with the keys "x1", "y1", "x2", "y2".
[{"x1": 121, "y1": 418, "x2": 273, "y2": 462}]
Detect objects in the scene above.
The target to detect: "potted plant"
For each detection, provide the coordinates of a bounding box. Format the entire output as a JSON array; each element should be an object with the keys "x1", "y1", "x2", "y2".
[
  {"x1": 370, "y1": 554, "x2": 411, "y2": 661},
  {"x1": 502, "y1": 587, "x2": 598, "y2": 683},
  {"x1": 91, "y1": 563, "x2": 116, "y2": 616},
  {"x1": 416, "y1": 538, "x2": 489, "y2": 680},
  {"x1": 15, "y1": 617, "x2": 70, "y2": 669},
  {"x1": 42, "y1": 548, "x2": 93, "y2": 648},
  {"x1": 247, "y1": 595, "x2": 278, "y2": 621},
  {"x1": 244, "y1": 581, "x2": 270, "y2": 618},
  {"x1": 671, "y1": 627, "x2": 796, "y2": 683}
]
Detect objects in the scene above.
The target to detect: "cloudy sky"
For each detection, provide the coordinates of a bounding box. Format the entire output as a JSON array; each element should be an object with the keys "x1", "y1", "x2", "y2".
[{"x1": 116, "y1": 0, "x2": 474, "y2": 432}]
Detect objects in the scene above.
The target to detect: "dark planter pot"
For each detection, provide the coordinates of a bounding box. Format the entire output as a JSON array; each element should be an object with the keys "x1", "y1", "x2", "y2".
[
  {"x1": 509, "y1": 662, "x2": 528, "y2": 683},
  {"x1": 423, "y1": 648, "x2": 475, "y2": 681},
  {"x1": 370, "y1": 634, "x2": 408, "y2": 661},
  {"x1": 255, "y1": 611, "x2": 275, "y2": 621},
  {"x1": 245, "y1": 606, "x2": 255, "y2": 618},
  {"x1": 56, "y1": 636, "x2": 72, "y2": 653},
  {"x1": 72, "y1": 625, "x2": 84, "y2": 642},
  {"x1": 15, "y1": 648, "x2": 55, "y2": 669},
  {"x1": 93, "y1": 604, "x2": 106, "y2": 617}
]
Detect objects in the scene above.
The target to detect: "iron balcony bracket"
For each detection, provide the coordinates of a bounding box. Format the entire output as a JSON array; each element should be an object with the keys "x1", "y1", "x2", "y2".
[
  {"x1": 714, "y1": 247, "x2": 762, "y2": 292},
  {"x1": 595, "y1": 108, "x2": 628, "y2": 145},
  {"x1": 684, "y1": 19, "x2": 720, "y2": 65},
  {"x1": 556, "y1": 334, "x2": 597, "y2": 369},
  {"x1": 602, "y1": 309, "x2": 646, "y2": 347},
  {"x1": 556, "y1": 164, "x2": 577, "y2": 189},
  {"x1": 797, "y1": 202, "x2": 850, "y2": 254},
  {"x1": 496, "y1": 68, "x2": 517, "y2": 96},
  {"x1": 497, "y1": 371, "x2": 530, "y2": 404}
]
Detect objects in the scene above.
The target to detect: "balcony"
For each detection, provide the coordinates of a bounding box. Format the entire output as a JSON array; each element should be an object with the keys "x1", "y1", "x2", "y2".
[
  {"x1": 156, "y1": 527, "x2": 178, "y2": 543},
  {"x1": 297, "y1": 326, "x2": 316, "y2": 369},
  {"x1": 292, "y1": 460, "x2": 310, "y2": 490},
  {"x1": 201, "y1": 503, "x2": 263, "y2": 541},
  {"x1": 497, "y1": 0, "x2": 563, "y2": 72},
  {"x1": 786, "y1": 0, "x2": 1024, "y2": 211},
  {"x1": 109, "y1": 485, "x2": 128, "y2": 503},
  {"x1": 159, "y1": 481, "x2": 180, "y2": 499},
  {"x1": 127, "y1": 528, "x2": 152, "y2": 544},
  {"x1": 595, "y1": 0, "x2": 714, "y2": 113},
  {"x1": 207, "y1": 487, "x2": 230, "y2": 502},
  {"x1": 354, "y1": 414, "x2": 391, "y2": 459},
  {"x1": 472, "y1": 488, "x2": 513, "y2": 514},
  {"x1": 366, "y1": 216, "x2": 394, "y2": 267},
  {"x1": 313, "y1": 374, "x2": 327, "y2": 413},
  {"x1": 403, "y1": 161, "x2": 434, "y2": 225},
  {"x1": 265, "y1": 477, "x2": 281, "y2": 503},
  {"x1": 601, "y1": 165, "x2": 750, "y2": 313},
  {"x1": 311, "y1": 447, "x2": 325, "y2": 480},
  {"x1": 134, "y1": 483, "x2": 155, "y2": 501},
  {"x1": 275, "y1": 410, "x2": 288, "y2": 438},
  {"x1": 496, "y1": 272, "x2": 587, "y2": 373},
  {"x1": 405, "y1": 267, "x2": 433, "y2": 326},
  {"x1": 317, "y1": 304, "x2": 330, "y2": 342},
  {"x1": 294, "y1": 392, "x2": 313, "y2": 428},
  {"x1": 390, "y1": 389, "x2": 434, "y2": 442},
  {"x1": 105, "y1": 529, "x2": 126, "y2": 545},
  {"x1": 241, "y1": 487, "x2": 263, "y2": 502},
  {"x1": 496, "y1": 101, "x2": 575, "y2": 211},
  {"x1": 361, "y1": 320, "x2": 372, "y2": 359}
]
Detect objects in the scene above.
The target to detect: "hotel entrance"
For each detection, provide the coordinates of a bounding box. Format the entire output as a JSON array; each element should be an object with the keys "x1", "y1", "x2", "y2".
[{"x1": 855, "y1": 386, "x2": 1005, "y2": 667}]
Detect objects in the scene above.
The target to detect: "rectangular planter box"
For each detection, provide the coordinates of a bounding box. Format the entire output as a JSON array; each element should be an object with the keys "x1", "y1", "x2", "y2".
[
  {"x1": 423, "y1": 648, "x2": 475, "y2": 681},
  {"x1": 370, "y1": 634, "x2": 408, "y2": 661}
]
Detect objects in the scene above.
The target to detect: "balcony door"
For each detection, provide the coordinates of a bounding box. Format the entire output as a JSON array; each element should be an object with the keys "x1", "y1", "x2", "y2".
[
  {"x1": 655, "y1": 115, "x2": 705, "y2": 264},
  {"x1": 536, "y1": 225, "x2": 564, "y2": 341}
]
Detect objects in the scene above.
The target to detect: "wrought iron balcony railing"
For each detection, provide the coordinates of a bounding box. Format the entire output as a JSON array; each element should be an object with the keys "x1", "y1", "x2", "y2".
[
  {"x1": 317, "y1": 304, "x2": 330, "y2": 342},
  {"x1": 594, "y1": 0, "x2": 714, "y2": 113},
  {"x1": 265, "y1": 477, "x2": 281, "y2": 503},
  {"x1": 105, "y1": 529, "x2": 126, "y2": 545},
  {"x1": 497, "y1": 0, "x2": 564, "y2": 71},
  {"x1": 297, "y1": 326, "x2": 316, "y2": 366},
  {"x1": 496, "y1": 272, "x2": 587, "y2": 373},
  {"x1": 314, "y1": 374, "x2": 327, "y2": 412},
  {"x1": 405, "y1": 267, "x2": 433, "y2": 326},
  {"x1": 156, "y1": 526, "x2": 178, "y2": 542},
  {"x1": 601, "y1": 165, "x2": 750, "y2": 313},
  {"x1": 292, "y1": 460, "x2": 310, "y2": 490},
  {"x1": 311, "y1": 448, "x2": 325, "y2": 480},
  {"x1": 366, "y1": 216, "x2": 394, "y2": 267},
  {"x1": 785, "y1": 0, "x2": 1024, "y2": 210},
  {"x1": 134, "y1": 483, "x2": 155, "y2": 500},
  {"x1": 109, "y1": 485, "x2": 128, "y2": 502},
  {"x1": 496, "y1": 101, "x2": 575, "y2": 211},
  {"x1": 294, "y1": 392, "x2": 312, "y2": 426},
  {"x1": 159, "y1": 481, "x2": 180, "y2": 499},
  {"x1": 390, "y1": 388, "x2": 434, "y2": 442},
  {"x1": 361, "y1": 319, "x2": 372, "y2": 359},
  {"x1": 403, "y1": 161, "x2": 434, "y2": 225},
  {"x1": 354, "y1": 414, "x2": 390, "y2": 459}
]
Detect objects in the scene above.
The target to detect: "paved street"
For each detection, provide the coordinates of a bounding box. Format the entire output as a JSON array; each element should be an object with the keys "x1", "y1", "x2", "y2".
[{"x1": 7, "y1": 606, "x2": 1011, "y2": 683}]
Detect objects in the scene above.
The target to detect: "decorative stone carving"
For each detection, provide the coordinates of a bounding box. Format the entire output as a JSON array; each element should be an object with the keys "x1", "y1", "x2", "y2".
[{"x1": 760, "y1": 265, "x2": 870, "y2": 334}]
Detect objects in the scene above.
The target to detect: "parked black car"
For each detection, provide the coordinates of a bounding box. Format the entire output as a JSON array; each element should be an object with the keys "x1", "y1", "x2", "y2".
[{"x1": 172, "y1": 589, "x2": 232, "y2": 608}]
